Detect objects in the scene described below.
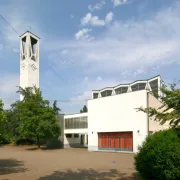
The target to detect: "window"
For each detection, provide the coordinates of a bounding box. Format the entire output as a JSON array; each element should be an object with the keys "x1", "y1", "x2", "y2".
[
  {"x1": 149, "y1": 79, "x2": 158, "y2": 98},
  {"x1": 101, "y1": 91, "x2": 106, "y2": 97},
  {"x1": 121, "y1": 87, "x2": 128, "y2": 93},
  {"x1": 65, "y1": 117, "x2": 88, "y2": 129},
  {"x1": 131, "y1": 84, "x2": 138, "y2": 91},
  {"x1": 115, "y1": 87, "x2": 128, "y2": 94},
  {"x1": 93, "y1": 93, "x2": 98, "y2": 99},
  {"x1": 138, "y1": 83, "x2": 146, "y2": 90},
  {"x1": 149, "y1": 131, "x2": 153, "y2": 135},
  {"x1": 66, "y1": 134, "x2": 72, "y2": 138},
  {"x1": 107, "y1": 90, "x2": 112, "y2": 96},
  {"x1": 115, "y1": 87, "x2": 121, "y2": 94},
  {"x1": 131, "y1": 83, "x2": 146, "y2": 91},
  {"x1": 101, "y1": 90, "x2": 112, "y2": 97},
  {"x1": 74, "y1": 134, "x2": 79, "y2": 138},
  {"x1": 30, "y1": 36, "x2": 38, "y2": 54}
]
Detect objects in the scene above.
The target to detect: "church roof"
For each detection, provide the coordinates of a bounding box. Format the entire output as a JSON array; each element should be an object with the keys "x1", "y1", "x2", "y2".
[{"x1": 19, "y1": 31, "x2": 40, "y2": 39}]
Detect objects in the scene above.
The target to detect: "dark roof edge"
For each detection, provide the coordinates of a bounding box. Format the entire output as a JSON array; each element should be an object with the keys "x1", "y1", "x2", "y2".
[
  {"x1": 64, "y1": 112, "x2": 88, "y2": 116},
  {"x1": 92, "y1": 75, "x2": 162, "y2": 92}
]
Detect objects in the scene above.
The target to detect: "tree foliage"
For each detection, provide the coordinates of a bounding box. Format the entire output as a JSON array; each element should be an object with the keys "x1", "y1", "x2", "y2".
[
  {"x1": 138, "y1": 81, "x2": 180, "y2": 128},
  {"x1": 0, "y1": 100, "x2": 6, "y2": 124},
  {"x1": 0, "y1": 100, "x2": 7, "y2": 143},
  {"x1": 135, "y1": 129, "x2": 180, "y2": 180},
  {"x1": 4, "y1": 101, "x2": 22, "y2": 142},
  {"x1": 53, "y1": 100, "x2": 61, "y2": 116},
  {"x1": 80, "y1": 105, "x2": 88, "y2": 113},
  {"x1": 15, "y1": 86, "x2": 60, "y2": 148}
]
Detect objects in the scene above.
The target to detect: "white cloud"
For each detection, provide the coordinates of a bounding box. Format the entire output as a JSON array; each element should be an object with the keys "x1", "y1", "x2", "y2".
[
  {"x1": 61, "y1": 49, "x2": 68, "y2": 54},
  {"x1": 121, "y1": 70, "x2": 131, "y2": 78},
  {"x1": 88, "y1": 0, "x2": 106, "y2": 11},
  {"x1": 0, "y1": 73, "x2": 19, "y2": 109},
  {"x1": 134, "y1": 67, "x2": 146, "y2": 76},
  {"x1": 0, "y1": 5, "x2": 43, "y2": 52},
  {"x1": 75, "y1": 28, "x2": 92, "y2": 40},
  {"x1": 81, "y1": 12, "x2": 114, "y2": 27},
  {"x1": 81, "y1": 13, "x2": 106, "y2": 26},
  {"x1": 112, "y1": 0, "x2": 128, "y2": 7},
  {"x1": 70, "y1": 76, "x2": 132, "y2": 103},
  {"x1": 70, "y1": 14, "x2": 74, "y2": 19},
  {"x1": 96, "y1": 76, "x2": 103, "y2": 81},
  {"x1": 46, "y1": 2, "x2": 180, "y2": 76},
  {"x1": 105, "y1": 12, "x2": 114, "y2": 24}
]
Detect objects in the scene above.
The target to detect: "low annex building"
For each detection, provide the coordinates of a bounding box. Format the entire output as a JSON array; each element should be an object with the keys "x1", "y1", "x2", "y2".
[
  {"x1": 62, "y1": 75, "x2": 169, "y2": 153},
  {"x1": 63, "y1": 113, "x2": 88, "y2": 148}
]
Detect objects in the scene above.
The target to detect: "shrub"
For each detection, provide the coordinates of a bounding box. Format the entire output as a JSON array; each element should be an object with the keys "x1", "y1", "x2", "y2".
[
  {"x1": 134, "y1": 129, "x2": 180, "y2": 180},
  {"x1": 0, "y1": 134, "x2": 11, "y2": 144},
  {"x1": 15, "y1": 138, "x2": 35, "y2": 145}
]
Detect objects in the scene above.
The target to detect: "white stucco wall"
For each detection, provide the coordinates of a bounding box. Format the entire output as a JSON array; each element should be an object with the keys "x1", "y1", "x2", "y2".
[
  {"x1": 88, "y1": 90, "x2": 148, "y2": 153},
  {"x1": 149, "y1": 93, "x2": 170, "y2": 132}
]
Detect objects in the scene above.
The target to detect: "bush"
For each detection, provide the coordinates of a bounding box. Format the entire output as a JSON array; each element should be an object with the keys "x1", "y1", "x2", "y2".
[
  {"x1": 0, "y1": 134, "x2": 11, "y2": 144},
  {"x1": 134, "y1": 129, "x2": 180, "y2": 180},
  {"x1": 15, "y1": 138, "x2": 35, "y2": 145}
]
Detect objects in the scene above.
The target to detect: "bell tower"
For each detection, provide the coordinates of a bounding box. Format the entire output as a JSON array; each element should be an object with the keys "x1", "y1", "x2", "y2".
[{"x1": 20, "y1": 31, "x2": 40, "y2": 100}]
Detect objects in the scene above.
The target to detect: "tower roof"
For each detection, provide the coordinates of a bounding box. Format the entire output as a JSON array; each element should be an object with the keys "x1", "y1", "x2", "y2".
[{"x1": 19, "y1": 31, "x2": 40, "y2": 39}]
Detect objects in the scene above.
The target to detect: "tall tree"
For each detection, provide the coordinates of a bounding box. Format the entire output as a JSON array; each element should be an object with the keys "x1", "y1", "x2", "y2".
[
  {"x1": 137, "y1": 81, "x2": 180, "y2": 129},
  {"x1": 16, "y1": 86, "x2": 33, "y2": 100},
  {"x1": 0, "y1": 100, "x2": 7, "y2": 141},
  {"x1": 16, "y1": 86, "x2": 60, "y2": 148},
  {"x1": 80, "y1": 105, "x2": 88, "y2": 113},
  {"x1": 53, "y1": 100, "x2": 61, "y2": 116},
  {"x1": 4, "y1": 101, "x2": 22, "y2": 141}
]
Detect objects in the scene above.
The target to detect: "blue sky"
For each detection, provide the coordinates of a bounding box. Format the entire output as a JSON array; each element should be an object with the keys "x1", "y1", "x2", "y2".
[{"x1": 0, "y1": 0, "x2": 180, "y2": 114}]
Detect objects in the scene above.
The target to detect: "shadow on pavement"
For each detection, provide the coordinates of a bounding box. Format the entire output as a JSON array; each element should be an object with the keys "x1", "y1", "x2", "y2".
[
  {"x1": 38, "y1": 169, "x2": 139, "y2": 180},
  {"x1": 25, "y1": 146, "x2": 62, "y2": 151},
  {"x1": 0, "y1": 158, "x2": 27, "y2": 175}
]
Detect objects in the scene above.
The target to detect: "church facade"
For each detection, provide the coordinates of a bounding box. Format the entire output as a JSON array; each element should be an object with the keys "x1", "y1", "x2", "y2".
[{"x1": 63, "y1": 75, "x2": 169, "y2": 153}]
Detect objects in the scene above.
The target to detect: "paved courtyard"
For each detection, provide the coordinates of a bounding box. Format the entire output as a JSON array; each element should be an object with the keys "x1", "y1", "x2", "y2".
[{"x1": 0, "y1": 145, "x2": 138, "y2": 180}]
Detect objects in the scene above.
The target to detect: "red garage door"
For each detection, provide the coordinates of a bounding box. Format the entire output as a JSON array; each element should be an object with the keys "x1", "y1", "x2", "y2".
[{"x1": 98, "y1": 132, "x2": 133, "y2": 152}]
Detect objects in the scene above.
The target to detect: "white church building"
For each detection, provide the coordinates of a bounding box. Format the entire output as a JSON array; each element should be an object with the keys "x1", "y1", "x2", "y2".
[
  {"x1": 63, "y1": 75, "x2": 169, "y2": 153},
  {"x1": 19, "y1": 31, "x2": 169, "y2": 153}
]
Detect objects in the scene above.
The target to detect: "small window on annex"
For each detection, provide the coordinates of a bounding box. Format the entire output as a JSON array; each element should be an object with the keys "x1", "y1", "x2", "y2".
[
  {"x1": 66, "y1": 134, "x2": 72, "y2": 138},
  {"x1": 74, "y1": 134, "x2": 79, "y2": 138}
]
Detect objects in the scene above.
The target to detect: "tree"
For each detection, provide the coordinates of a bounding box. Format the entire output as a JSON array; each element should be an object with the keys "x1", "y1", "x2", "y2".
[
  {"x1": 16, "y1": 86, "x2": 33, "y2": 100},
  {"x1": 80, "y1": 105, "x2": 88, "y2": 113},
  {"x1": 135, "y1": 129, "x2": 180, "y2": 180},
  {"x1": 0, "y1": 100, "x2": 7, "y2": 143},
  {"x1": 4, "y1": 101, "x2": 22, "y2": 142},
  {"x1": 16, "y1": 86, "x2": 60, "y2": 148},
  {"x1": 0, "y1": 100, "x2": 6, "y2": 124},
  {"x1": 53, "y1": 100, "x2": 61, "y2": 116},
  {"x1": 137, "y1": 81, "x2": 180, "y2": 129}
]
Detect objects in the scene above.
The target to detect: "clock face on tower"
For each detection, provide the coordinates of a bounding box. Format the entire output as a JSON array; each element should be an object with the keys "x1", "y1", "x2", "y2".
[
  {"x1": 21, "y1": 63, "x2": 26, "y2": 70},
  {"x1": 31, "y1": 64, "x2": 37, "y2": 71}
]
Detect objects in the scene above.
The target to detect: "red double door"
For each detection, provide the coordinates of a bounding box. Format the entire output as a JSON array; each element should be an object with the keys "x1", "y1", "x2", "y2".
[{"x1": 98, "y1": 132, "x2": 133, "y2": 151}]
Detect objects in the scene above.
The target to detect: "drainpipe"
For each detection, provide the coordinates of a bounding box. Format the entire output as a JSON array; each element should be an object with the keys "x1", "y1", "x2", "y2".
[{"x1": 147, "y1": 91, "x2": 149, "y2": 136}]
